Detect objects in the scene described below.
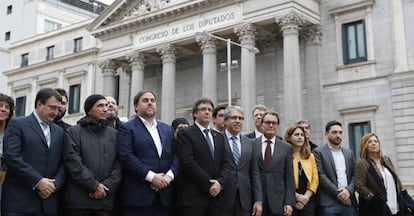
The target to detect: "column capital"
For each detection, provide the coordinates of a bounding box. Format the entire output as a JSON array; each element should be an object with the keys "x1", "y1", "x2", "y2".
[
  {"x1": 127, "y1": 50, "x2": 145, "y2": 69},
  {"x1": 157, "y1": 44, "x2": 176, "y2": 63},
  {"x1": 99, "y1": 59, "x2": 117, "y2": 76},
  {"x1": 300, "y1": 24, "x2": 322, "y2": 44},
  {"x1": 275, "y1": 11, "x2": 305, "y2": 28},
  {"x1": 195, "y1": 34, "x2": 216, "y2": 54},
  {"x1": 234, "y1": 23, "x2": 256, "y2": 44}
]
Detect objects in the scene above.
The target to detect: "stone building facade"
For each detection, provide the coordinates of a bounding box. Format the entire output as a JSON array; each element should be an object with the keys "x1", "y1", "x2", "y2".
[{"x1": 5, "y1": 0, "x2": 414, "y2": 188}]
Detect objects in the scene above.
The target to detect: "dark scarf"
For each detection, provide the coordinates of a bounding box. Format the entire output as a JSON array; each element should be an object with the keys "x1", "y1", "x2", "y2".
[{"x1": 77, "y1": 117, "x2": 108, "y2": 132}]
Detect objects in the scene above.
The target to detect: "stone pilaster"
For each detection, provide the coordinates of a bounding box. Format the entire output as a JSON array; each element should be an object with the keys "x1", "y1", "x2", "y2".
[
  {"x1": 127, "y1": 50, "x2": 145, "y2": 116},
  {"x1": 157, "y1": 44, "x2": 176, "y2": 123},
  {"x1": 99, "y1": 59, "x2": 117, "y2": 97},
  {"x1": 276, "y1": 11, "x2": 304, "y2": 125},
  {"x1": 234, "y1": 23, "x2": 257, "y2": 132},
  {"x1": 196, "y1": 34, "x2": 217, "y2": 104}
]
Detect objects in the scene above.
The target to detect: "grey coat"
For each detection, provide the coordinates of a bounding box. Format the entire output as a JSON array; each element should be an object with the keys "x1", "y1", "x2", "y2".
[{"x1": 63, "y1": 117, "x2": 122, "y2": 210}]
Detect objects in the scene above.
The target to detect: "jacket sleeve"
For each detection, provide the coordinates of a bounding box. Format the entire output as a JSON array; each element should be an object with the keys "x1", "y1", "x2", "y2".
[
  {"x1": 284, "y1": 144, "x2": 296, "y2": 206},
  {"x1": 102, "y1": 132, "x2": 122, "y2": 194},
  {"x1": 309, "y1": 154, "x2": 319, "y2": 194},
  {"x1": 63, "y1": 127, "x2": 99, "y2": 192},
  {"x1": 314, "y1": 148, "x2": 340, "y2": 198},
  {"x1": 355, "y1": 160, "x2": 372, "y2": 200}
]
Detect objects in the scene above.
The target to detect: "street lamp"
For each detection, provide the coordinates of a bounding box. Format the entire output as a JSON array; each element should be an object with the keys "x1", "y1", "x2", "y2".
[{"x1": 196, "y1": 31, "x2": 259, "y2": 106}]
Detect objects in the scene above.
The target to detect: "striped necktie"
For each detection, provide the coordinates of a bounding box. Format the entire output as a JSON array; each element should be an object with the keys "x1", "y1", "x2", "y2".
[{"x1": 231, "y1": 136, "x2": 240, "y2": 164}]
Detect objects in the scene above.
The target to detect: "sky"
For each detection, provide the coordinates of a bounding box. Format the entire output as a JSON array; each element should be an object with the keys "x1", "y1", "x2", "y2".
[{"x1": 98, "y1": 0, "x2": 116, "y2": 5}]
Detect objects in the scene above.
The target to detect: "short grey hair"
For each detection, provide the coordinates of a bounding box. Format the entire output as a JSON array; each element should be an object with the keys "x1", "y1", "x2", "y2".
[{"x1": 224, "y1": 106, "x2": 244, "y2": 120}]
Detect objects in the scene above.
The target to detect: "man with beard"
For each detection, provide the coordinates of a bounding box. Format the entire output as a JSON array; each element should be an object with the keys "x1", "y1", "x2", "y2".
[
  {"x1": 53, "y1": 88, "x2": 71, "y2": 130},
  {"x1": 105, "y1": 96, "x2": 122, "y2": 130},
  {"x1": 62, "y1": 94, "x2": 122, "y2": 216},
  {"x1": 313, "y1": 121, "x2": 357, "y2": 216},
  {"x1": 118, "y1": 90, "x2": 178, "y2": 216}
]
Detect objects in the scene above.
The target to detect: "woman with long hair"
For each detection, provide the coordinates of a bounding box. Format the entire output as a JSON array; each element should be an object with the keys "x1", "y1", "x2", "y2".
[{"x1": 284, "y1": 124, "x2": 319, "y2": 216}]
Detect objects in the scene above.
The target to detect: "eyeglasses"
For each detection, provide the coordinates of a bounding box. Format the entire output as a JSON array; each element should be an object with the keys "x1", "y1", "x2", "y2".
[
  {"x1": 263, "y1": 121, "x2": 278, "y2": 126},
  {"x1": 197, "y1": 107, "x2": 213, "y2": 112},
  {"x1": 229, "y1": 116, "x2": 244, "y2": 121}
]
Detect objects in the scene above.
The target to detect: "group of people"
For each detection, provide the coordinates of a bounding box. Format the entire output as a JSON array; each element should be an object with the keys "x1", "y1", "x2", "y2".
[{"x1": 0, "y1": 88, "x2": 410, "y2": 216}]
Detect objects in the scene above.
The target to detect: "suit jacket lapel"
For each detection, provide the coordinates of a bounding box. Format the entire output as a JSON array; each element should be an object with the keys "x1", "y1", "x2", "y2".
[
  {"x1": 192, "y1": 125, "x2": 214, "y2": 160},
  {"x1": 239, "y1": 136, "x2": 249, "y2": 166},
  {"x1": 29, "y1": 114, "x2": 48, "y2": 147},
  {"x1": 324, "y1": 144, "x2": 338, "y2": 183},
  {"x1": 135, "y1": 117, "x2": 159, "y2": 156}
]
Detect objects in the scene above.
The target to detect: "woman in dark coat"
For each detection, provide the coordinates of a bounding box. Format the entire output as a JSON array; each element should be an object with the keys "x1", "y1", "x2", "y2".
[{"x1": 355, "y1": 133, "x2": 405, "y2": 216}]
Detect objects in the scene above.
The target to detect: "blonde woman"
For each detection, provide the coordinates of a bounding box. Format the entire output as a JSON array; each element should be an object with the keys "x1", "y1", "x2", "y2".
[
  {"x1": 284, "y1": 125, "x2": 319, "y2": 216},
  {"x1": 355, "y1": 133, "x2": 405, "y2": 216}
]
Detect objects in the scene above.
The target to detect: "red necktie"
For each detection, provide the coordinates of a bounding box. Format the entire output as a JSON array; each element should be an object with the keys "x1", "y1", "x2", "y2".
[{"x1": 264, "y1": 140, "x2": 272, "y2": 167}]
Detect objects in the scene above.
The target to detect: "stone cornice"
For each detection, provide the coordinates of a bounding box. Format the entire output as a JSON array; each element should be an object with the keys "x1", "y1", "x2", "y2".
[
  {"x1": 90, "y1": 0, "x2": 236, "y2": 40},
  {"x1": 3, "y1": 48, "x2": 98, "y2": 76},
  {"x1": 328, "y1": 0, "x2": 375, "y2": 16}
]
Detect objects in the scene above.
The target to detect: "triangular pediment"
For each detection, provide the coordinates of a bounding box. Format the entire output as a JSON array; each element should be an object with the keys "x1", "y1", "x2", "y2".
[{"x1": 88, "y1": 0, "x2": 235, "y2": 38}]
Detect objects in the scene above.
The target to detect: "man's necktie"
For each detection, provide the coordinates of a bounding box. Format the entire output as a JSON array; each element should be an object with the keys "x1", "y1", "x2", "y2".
[
  {"x1": 264, "y1": 139, "x2": 272, "y2": 167},
  {"x1": 41, "y1": 122, "x2": 51, "y2": 147},
  {"x1": 203, "y1": 129, "x2": 214, "y2": 158},
  {"x1": 231, "y1": 136, "x2": 240, "y2": 164}
]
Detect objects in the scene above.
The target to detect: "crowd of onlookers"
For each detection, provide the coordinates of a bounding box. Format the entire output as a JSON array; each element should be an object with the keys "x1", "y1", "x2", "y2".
[{"x1": 0, "y1": 88, "x2": 412, "y2": 216}]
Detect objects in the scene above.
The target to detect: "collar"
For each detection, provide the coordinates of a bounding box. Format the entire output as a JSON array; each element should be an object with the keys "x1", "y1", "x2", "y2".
[
  {"x1": 138, "y1": 115, "x2": 157, "y2": 128},
  {"x1": 261, "y1": 136, "x2": 276, "y2": 144},
  {"x1": 33, "y1": 111, "x2": 49, "y2": 126},
  {"x1": 195, "y1": 121, "x2": 209, "y2": 133},
  {"x1": 327, "y1": 143, "x2": 342, "y2": 152},
  {"x1": 225, "y1": 130, "x2": 240, "y2": 139}
]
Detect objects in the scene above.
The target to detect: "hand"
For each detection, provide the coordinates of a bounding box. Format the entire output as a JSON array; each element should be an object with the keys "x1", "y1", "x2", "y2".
[
  {"x1": 37, "y1": 178, "x2": 56, "y2": 198},
  {"x1": 89, "y1": 183, "x2": 108, "y2": 199},
  {"x1": 208, "y1": 179, "x2": 222, "y2": 197},
  {"x1": 337, "y1": 188, "x2": 351, "y2": 206},
  {"x1": 151, "y1": 173, "x2": 170, "y2": 190},
  {"x1": 296, "y1": 194, "x2": 309, "y2": 206},
  {"x1": 252, "y1": 201, "x2": 262, "y2": 216},
  {"x1": 283, "y1": 205, "x2": 293, "y2": 216},
  {"x1": 295, "y1": 201, "x2": 305, "y2": 210}
]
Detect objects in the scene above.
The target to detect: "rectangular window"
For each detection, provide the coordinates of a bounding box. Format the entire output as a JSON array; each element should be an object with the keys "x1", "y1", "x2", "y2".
[
  {"x1": 342, "y1": 20, "x2": 367, "y2": 64},
  {"x1": 15, "y1": 96, "x2": 26, "y2": 117},
  {"x1": 5, "y1": 31, "x2": 10, "y2": 41},
  {"x1": 74, "y1": 37, "x2": 83, "y2": 53},
  {"x1": 44, "y1": 19, "x2": 62, "y2": 32},
  {"x1": 68, "y1": 84, "x2": 81, "y2": 114},
  {"x1": 46, "y1": 45, "x2": 54, "y2": 60},
  {"x1": 7, "y1": 5, "x2": 12, "y2": 14},
  {"x1": 21, "y1": 53, "x2": 29, "y2": 67},
  {"x1": 348, "y1": 121, "x2": 371, "y2": 160}
]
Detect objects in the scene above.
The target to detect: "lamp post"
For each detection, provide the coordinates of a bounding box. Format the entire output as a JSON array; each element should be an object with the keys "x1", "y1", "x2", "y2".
[{"x1": 196, "y1": 31, "x2": 259, "y2": 106}]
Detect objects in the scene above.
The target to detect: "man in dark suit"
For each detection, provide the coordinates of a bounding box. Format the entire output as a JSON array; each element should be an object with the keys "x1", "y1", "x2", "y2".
[
  {"x1": 253, "y1": 111, "x2": 295, "y2": 216},
  {"x1": 118, "y1": 90, "x2": 178, "y2": 216},
  {"x1": 2, "y1": 88, "x2": 65, "y2": 216},
  {"x1": 313, "y1": 120, "x2": 357, "y2": 216},
  {"x1": 176, "y1": 98, "x2": 231, "y2": 216},
  {"x1": 220, "y1": 106, "x2": 263, "y2": 216}
]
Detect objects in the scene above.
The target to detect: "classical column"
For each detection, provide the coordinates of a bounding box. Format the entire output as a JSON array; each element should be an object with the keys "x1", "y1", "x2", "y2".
[
  {"x1": 196, "y1": 34, "x2": 217, "y2": 104},
  {"x1": 234, "y1": 23, "x2": 257, "y2": 132},
  {"x1": 99, "y1": 59, "x2": 117, "y2": 97},
  {"x1": 157, "y1": 44, "x2": 176, "y2": 123},
  {"x1": 127, "y1": 51, "x2": 145, "y2": 116},
  {"x1": 276, "y1": 12, "x2": 304, "y2": 125}
]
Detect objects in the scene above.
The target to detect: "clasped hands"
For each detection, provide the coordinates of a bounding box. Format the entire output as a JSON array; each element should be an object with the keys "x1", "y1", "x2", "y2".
[
  {"x1": 89, "y1": 183, "x2": 109, "y2": 199},
  {"x1": 295, "y1": 193, "x2": 309, "y2": 210},
  {"x1": 337, "y1": 188, "x2": 352, "y2": 206},
  {"x1": 37, "y1": 178, "x2": 56, "y2": 199},
  {"x1": 150, "y1": 173, "x2": 173, "y2": 191}
]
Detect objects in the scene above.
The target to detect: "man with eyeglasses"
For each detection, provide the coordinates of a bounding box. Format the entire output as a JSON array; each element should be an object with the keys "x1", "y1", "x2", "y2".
[
  {"x1": 296, "y1": 120, "x2": 318, "y2": 151},
  {"x1": 253, "y1": 111, "x2": 295, "y2": 216},
  {"x1": 176, "y1": 98, "x2": 231, "y2": 216},
  {"x1": 2, "y1": 88, "x2": 65, "y2": 216},
  {"x1": 218, "y1": 106, "x2": 263, "y2": 216}
]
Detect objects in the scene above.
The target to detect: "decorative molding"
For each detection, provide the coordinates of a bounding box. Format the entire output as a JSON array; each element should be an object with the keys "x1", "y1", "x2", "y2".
[
  {"x1": 328, "y1": 0, "x2": 375, "y2": 15},
  {"x1": 275, "y1": 11, "x2": 306, "y2": 29},
  {"x1": 99, "y1": 59, "x2": 117, "y2": 75},
  {"x1": 256, "y1": 32, "x2": 279, "y2": 53},
  {"x1": 338, "y1": 105, "x2": 378, "y2": 115},
  {"x1": 234, "y1": 23, "x2": 256, "y2": 43},
  {"x1": 127, "y1": 50, "x2": 145, "y2": 69},
  {"x1": 157, "y1": 44, "x2": 176, "y2": 63},
  {"x1": 300, "y1": 24, "x2": 322, "y2": 44},
  {"x1": 195, "y1": 34, "x2": 216, "y2": 53},
  {"x1": 126, "y1": 0, "x2": 178, "y2": 18}
]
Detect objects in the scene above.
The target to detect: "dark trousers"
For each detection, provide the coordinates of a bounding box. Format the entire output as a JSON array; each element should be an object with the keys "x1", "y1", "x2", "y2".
[
  {"x1": 263, "y1": 199, "x2": 282, "y2": 216},
  {"x1": 2, "y1": 212, "x2": 53, "y2": 216},
  {"x1": 220, "y1": 191, "x2": 250, "y2": 216},
  {"x1": 63, "y1": 209, "x2": 112, "y2": 216},
  {"x1": 122, "y1": 193, "x2": 169, "y2": 216},
  {"x1": 179, "y1": 205, "x2": 220, "y2": 216},
  {"x1": 293, "y1": 197, "x2": 315, "y2": 216}
]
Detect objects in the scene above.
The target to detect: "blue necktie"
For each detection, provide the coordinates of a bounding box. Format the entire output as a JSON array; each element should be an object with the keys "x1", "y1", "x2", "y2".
[
  {"x1": 203, "y1": 129, "x2": 214, "y2": 158},
  {"x1": 231, "y1": 136, "x2": 240, "y2": 164}
]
